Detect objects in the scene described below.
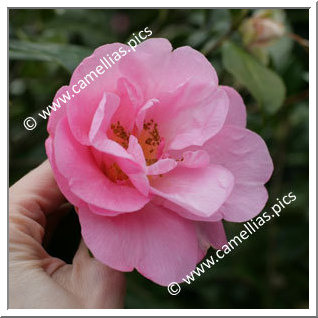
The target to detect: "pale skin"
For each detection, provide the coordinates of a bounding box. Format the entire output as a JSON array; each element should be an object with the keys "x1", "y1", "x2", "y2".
[{"x1": 9, "y1": 160, "x2": 126, "y2": 309}]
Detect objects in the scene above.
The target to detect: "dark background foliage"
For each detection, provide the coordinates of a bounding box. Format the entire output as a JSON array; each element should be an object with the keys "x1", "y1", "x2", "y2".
[{"x1": 9, "y1": 9, "x2": 309, "y2": 309}]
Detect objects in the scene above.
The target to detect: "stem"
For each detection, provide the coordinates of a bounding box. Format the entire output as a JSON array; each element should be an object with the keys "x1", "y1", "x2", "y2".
[
  {"x1": 202, "y1": 9, "x2": 249, "y2": 56},
  {"x1": 284, "y1": 89, "x2": 309, "y2": 107},
  {"x1": 287, "y1": 32, "x2": 309, "y2": 53}
]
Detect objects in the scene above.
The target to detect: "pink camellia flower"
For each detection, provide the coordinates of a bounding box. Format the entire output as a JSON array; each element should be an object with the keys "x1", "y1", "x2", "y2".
[{"x1": 46, "y1": 38, "x2": 273, "y2": 286}]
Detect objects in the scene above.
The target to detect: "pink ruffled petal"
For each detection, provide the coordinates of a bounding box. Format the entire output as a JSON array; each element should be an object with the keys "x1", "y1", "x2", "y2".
[
  {"x1": 146, "y1": 158, "x2": 177, "y2": 175},
  {"x1": 88, "y1": 93, "x2": 143, "y2": 176},
  {"x1": 88, "y1": 95, "x2": 149, "y2": 196},
  {"x1": 45, "y1": 137, "x2": 83, "y2": 208},
  {"x1": 127, "y1": 173, "x2": 150, "y2": 197},
  {"x1": 196, "y1": 221, "x2": 228, "y2": 251},
  {"x1": 111, "y1": 77, "x2": 144, "y2": 132},
  {"x1": 146, "y1": 84, "x2": 229, "y2": 151},
  {"x1": 88, "y1": 204, "x2": 124, "y2": 217},
  {"x1": 219, "y1": 183, "x2": 269, "y2": 222},
  {"x1": 120, "y1": 38, "x2": 218, "y2": 98},
  {"x1": 127, "y1": 135, "x2": 146, "y2": 168},
  {"x1": 79, "y1": 202, "x2": 199, "y2": 286},
  {"x1": 178, "y1": 150, "x2": 210, "y2": 168},
  {"x1": 122, "y1": 136, "x2": 149, "y2": 196},
  {"x1": 54, "y1": 117, "x2": 149, "y2": 212},
  {"x1": 155, "y1": 197, "x2": 224, "y2": 223},
  {"x1": 204, "y1": 125, "x2": 273, "y2": 221},
  {"x1": 66, "y1": 43, "x2": 131, "y2": 145},
  {"x1": 89, "y1": 92, "x2": 136, "y2": 162},
  {"x1": 89, "y1": 92, "x2": 120, "y2": 141},
  {"x1": 47, "y1": 86, "x2": 69, "y2": 137},
  {"x1": 206, "y1": 126, "x2": 273, "y2": 185},
  {"x1": 150, "y1": 164, "x2": 234, "y2": 218},
  {"x1": 221, "y1": 86, "x2": 247, "y2": 128},
  {"x1": 135, "y1": 98, "x2": 159, "y2": 133},
  {"x1": 150, "y1": 195, "x2": 223, "y2": 223}
]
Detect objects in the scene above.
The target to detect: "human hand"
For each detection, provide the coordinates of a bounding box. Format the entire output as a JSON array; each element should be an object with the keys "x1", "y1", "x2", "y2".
[{"x1": 9, "y1": 160, "x2": 126, "y2": 309}]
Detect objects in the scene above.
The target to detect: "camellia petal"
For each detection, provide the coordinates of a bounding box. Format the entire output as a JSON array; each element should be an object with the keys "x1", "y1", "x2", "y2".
[
  {"x1": 150, "y1": 164, "x2": 235, "y2": 218},
  {"x1": 79, "y1": 202, "x2": 199, "y2": 286},
  {"x1": 221, "y1": 86, "x2": 247, "y2": 128},
  {"x1": 146, "y1": 158, "x2": 177, "y2": 175},
  {"x1": 119, "y1": 38, "x2": 218, "y2": 98},
  {"x1": 66, "y1": 43, "x2": 131, "y2": 145},
  {"x1": 144, "y1": 83, "x2": 229, "y2": 151},
  {"x1": 47, "y1": 86, "x2": 70, "y2": 138},
  {"x1": 196, "y1": 221, "x2": 228, "y2": 251},
  {"x1": 54, "y1": 117, "x2": 149, "y2": 212},
  {"x1": 204, "y1": 125, "x2": 274, "y2": 221}
]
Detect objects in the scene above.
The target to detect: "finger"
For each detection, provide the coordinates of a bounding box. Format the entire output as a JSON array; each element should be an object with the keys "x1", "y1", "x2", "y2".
[
  {"x1": 9, "y1": 160, "x2": 66, "y2": 243},
  {"x1": 9, "y1": 160, "x2": 69, "y2": 269},
  {"x1": 10, "y1": 160, "x2": 66, "y2": 218},
  {"x1": 9, "y1": 267, "x2": 80, "y2": 309},
  {"x1": 52, "y1": 240, "x2": 126, "y2": 308}
]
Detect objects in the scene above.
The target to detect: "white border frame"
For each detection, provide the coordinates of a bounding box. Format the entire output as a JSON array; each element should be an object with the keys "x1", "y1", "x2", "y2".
[{"x1": 3, "y1": 1, "x2": 316, "y2": 316}]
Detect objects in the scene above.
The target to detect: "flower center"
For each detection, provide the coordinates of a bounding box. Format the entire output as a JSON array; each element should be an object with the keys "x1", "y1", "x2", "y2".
[
  {"x1": 110, "y1": 121, "x2": 130, "y2": 149},
  {"x1": 105, "y1": 119, "x2": 162, "y2": 183},
  {"x1": 109, "y1": 118, "x2": 162, "y2": 166},
  {"x1": 104, "y1": 162, "x2": 129, "y2": 183},
  {"x1": 138, "y1": 119, "x2": 162, "y2": 166},
  {"x1": 101, "y1": 121, "x2": 130, "y2": 183}
]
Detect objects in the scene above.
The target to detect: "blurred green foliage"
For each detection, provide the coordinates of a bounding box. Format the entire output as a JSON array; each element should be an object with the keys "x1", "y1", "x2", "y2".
[{"x1": 9, "y1": 9, "x2": 309, "y2": 309}]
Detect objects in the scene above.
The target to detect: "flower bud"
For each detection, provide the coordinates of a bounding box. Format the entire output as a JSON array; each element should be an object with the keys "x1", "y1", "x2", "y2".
[{"x1": 240, "y1": 12, "x2": 285, "y2": 47}]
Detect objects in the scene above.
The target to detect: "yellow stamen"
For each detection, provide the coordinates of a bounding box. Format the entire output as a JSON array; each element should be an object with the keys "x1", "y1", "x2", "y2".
[
  {"x1": 138, "y1": 119, "x2": 161, "y2": 166},
  {"x1": 110, "y1": 121, "x2": 130, "y2": 149}
]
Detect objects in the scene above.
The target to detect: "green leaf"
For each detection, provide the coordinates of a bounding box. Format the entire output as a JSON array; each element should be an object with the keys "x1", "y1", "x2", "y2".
[
  {"x1": 222, "y1": 41, "x2": 286, "y2": 114},
  {"x1": 9, "y1": 40, "x2": 93, "y2": 73}
]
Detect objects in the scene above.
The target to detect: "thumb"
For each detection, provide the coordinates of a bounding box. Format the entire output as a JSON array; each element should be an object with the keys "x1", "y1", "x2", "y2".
[{"x1": 51, "y1": 239, "x2": 126, "y2": 308}]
